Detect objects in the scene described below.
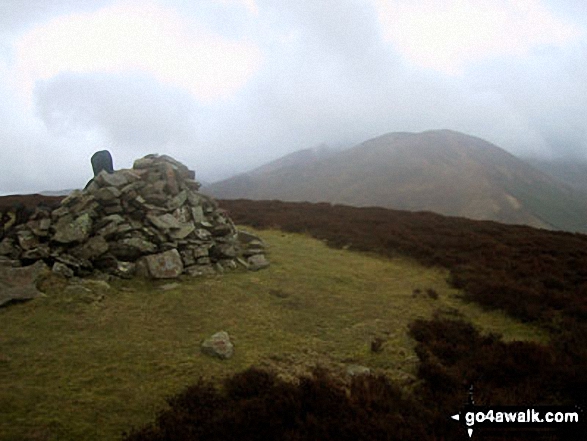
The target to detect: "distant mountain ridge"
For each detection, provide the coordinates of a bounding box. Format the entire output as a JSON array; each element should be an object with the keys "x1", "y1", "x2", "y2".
[{"x1": 207, "y1": 130, "x2": 587, "y2": 233}]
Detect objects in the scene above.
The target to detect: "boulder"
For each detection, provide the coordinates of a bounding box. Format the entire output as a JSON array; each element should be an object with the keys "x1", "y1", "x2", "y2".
[
  {"x1": 201, "y1": 331, "x2": 234, "y2": 360},
  {"x1": 139, "y1": 249, "x2": 183, "y2": 279},
  {"x1": 0, "y1": 260, "x2": 49, "y2": 307}
]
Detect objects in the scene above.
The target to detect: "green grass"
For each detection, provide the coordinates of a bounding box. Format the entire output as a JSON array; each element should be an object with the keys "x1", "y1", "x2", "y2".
[{"x1": 0, "y1": 229, "x2": 548, "y2": 441}]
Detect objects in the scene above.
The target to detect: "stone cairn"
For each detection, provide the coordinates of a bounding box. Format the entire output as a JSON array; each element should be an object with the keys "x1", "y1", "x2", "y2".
[{"x1": 0, "y1": 154, "x2": 269, "y2": 279}]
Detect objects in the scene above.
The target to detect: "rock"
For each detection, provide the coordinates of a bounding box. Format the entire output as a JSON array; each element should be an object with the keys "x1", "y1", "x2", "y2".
[
  {"x1": 52, "y1": 262, "x2": 74, "y2": 278},
  {"x1": 169, "y1": 224, "x2": 195, "y2": 240},
  {"x1": 139, "y1": 249, "x2": 183, "y2": 279},
  {"x1": 0, "y1": 238, "x2": 17, "y2": 257},
  {"x1": 113, "y1": 261, "x2": 136, "y2": 278},
  {"x1": 2, "y1": 153, "x2": 270, "y2": 284},
  {"x1": 96, "y1": 169, "x2": 129, "y2": 188},
  {"x1": 94, "y1": 186, "x2": 122, "y2": 202},
  {"x1": 0, "y1": 261, "x2": 49, "y2": 307},
  {"x1": 346, "y1": 365, "x2": 371, "y2": 377},
  {"x1": 91, "y1": 150, "x2": 114, "y2": 176},
  {"x1": 21, "y1": 244, "x2": 50, "y2": 260},
  {"x1": 70, "y1": 235, "x2": 109, "y2": 260},
  {"x1": 147, "y1": 213, "x2": 182, "y2": 231},
  {"x1": 52, "y1": 213, "x2": 93, "y2": 244},
  {"x1": 17, "y1": 229, "x2": 38, "y2": 250},
  {"x1": 185, "y1": 265, "x2": 215, "y2": 277},
  {"x1": 247, "y1": 254, "x2": 270, "y2": 271},
  {"x1": 201, "y1": 331, "x2": 234, "y2": 359}
]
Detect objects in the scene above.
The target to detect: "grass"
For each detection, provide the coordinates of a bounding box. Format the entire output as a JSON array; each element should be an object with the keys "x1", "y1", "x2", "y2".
[{"x1": 0, "y1": 228, "x2": 548, "y2": 441}]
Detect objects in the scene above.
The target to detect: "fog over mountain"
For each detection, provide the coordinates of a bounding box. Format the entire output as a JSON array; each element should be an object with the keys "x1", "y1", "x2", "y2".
[
  {"x1": 207, "y1": 130, "x2": 587, "y2": 233},
  {"x1": 1, "y1": 1, "x2": 587, "y2": 195}
]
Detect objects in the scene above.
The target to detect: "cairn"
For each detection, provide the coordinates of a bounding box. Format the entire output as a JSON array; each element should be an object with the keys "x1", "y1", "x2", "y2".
[{"x1": 0, "y1": 154, "x2": 268, "y2": 279}]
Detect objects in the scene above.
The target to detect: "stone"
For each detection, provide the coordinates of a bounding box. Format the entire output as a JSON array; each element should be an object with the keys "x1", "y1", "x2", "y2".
[
  {"x1": 119, "y1": 237, "x2": 157, "y2": 254},
  {"x1": 180, "y1": 250, "x2": 196, "y2": 266},
  {"x1": 164, "y1": 163, "x2": 179, "y2": 195},
  {"x1": 247, "y1": 254, "x2": 270, "y2": 271},
  {"x1": 346, "y1": 365, "x2": 371, "y2": 377},
  {"x1": 70, "y1": 235, "x2": 109, "y2": 260},
  {"x1": 0, "y1": 261, "x2": 48, "y2": 307},
  {"x1": 91, "y1": 150, "x2": 114, "y2": 176},
  {"x1": 113, "y1": 261, "x2": 136, "y2": 278},
  {"x1": 201, "y1": 331, "x2": 234, "y2": 359},
  {"x1": 94, "y1": 186, "x2": 122, "y2": 202},
  {"x1": 52, "y1": 261, "x2": 74, "y2": 278},
  {"x1": 22, "y1": 244, "x2": 50, "y2": 260},
  {"x1": 192, "y1": 246, "x2": 209, "y2": 258},
  {"x1": 168, "y1": 224, "x2": 195, "y2": 240},
  {"x1": 212, "y1": 244, "x2": 237, "y2": 258},
  {"x1": 147, "y1": 213, "x2": 182, "y2": 231},
  {"x1": 133, "y1": 157, "x2": 155, "y2": 169},
  {"x1": 2, "y1": 153, "x2": 270, "y2": 283},
  {"x1": 96, "y1": 170, "x2": 129, "y2": 188},
  {"x1": 139, "y1": 249, "x2": 183, "y2": 279},
  {"x1": 167, "y1": 190, "x2": 187, "y2": 211},
  {"x1": 0, "y1": 238, "x2": 17, "y2": 257},
  {"x1": 237, "y1": 230, "x2": 265, "y2": 245},
  {"x1": 17, "y1": 229, "x2": 38, "y2": 251},
  {"x1": 53, "y1": 213, "x2": 93, "y2": 244},
  {"x1": 191, "y1": 206, "x2": 205, "y2": 224}
]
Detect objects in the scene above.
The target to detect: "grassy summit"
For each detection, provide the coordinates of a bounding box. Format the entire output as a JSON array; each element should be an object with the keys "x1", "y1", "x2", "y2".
[{"x1": 0, "y1": 229, "x2": 546, "y2": 441}]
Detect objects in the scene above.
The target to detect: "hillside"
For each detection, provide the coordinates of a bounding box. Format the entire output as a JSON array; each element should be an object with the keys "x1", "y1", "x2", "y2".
[
  {"x1": 207, "y1": 130, "x2": 587, "y2": 233},
  {"x1": 1, "y1": 194, "x2": 586, "y2": 439}
]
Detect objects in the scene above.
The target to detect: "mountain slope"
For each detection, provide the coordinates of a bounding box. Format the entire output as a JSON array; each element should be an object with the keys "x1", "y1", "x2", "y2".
[{"x1": 207, "y1": 130, "x2": 587, "y2": 233}]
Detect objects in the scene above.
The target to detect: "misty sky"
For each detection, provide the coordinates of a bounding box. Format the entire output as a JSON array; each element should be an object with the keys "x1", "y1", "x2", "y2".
[{"x1": 1, "y1": 0, "x2": 586, "y2": 194}]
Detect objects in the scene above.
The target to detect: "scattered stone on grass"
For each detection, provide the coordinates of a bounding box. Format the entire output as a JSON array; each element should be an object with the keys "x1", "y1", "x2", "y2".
[{"x1": 201, "y1": 331, "x2": 234, "y2": 360}]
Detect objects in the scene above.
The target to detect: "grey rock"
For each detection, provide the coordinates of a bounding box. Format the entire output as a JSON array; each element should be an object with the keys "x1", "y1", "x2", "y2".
[
  {"x1": 120, "y1": 237, "x2": 157, "y2": 254},
  {"x1": 237, "y1": 230, "x2": 266, "y2": 245},
  {"x1": 169, "y1": 224, "x2": 195, "y2": 240},
  {"x1": 96, "y1": 170, "x2": 129, "y2": 188},
  {"x1": 147, "y1": 213, "x2": 182, "y2": 231},
  {"x1": 0, "y1": 260, "x2": 48, "y2": 307},
  {"x1": 94, "y1": 186, "x2": 122, "y2": 202},
  {"x1": 194, "y1": 229, "x2": 212, "y2": 241},
  {"x1": 133, "y1": 157, "x2": 156, "y2": 169},
  {"x1": 70, "y1": 235, "x2": 109, "y2": 260},
  {"x1": 185, "y1": 264, "x2": 215, "y2": 277},
  {"x1": 113, "y1": 261, "x2": 136, "y2": 278},
  {"x1": 346, "y1": 365, "x2": 371, "y2": 377},
  {"x1": 53, "y1": 213, "x2": 93, "y2": 244},
  {"x1": 212, "y1": 244, "x2": 237, "y2": 258},
  {"x1": 167, "y1": 190, "x2": 187, "y2": 211},
  {"x1": 22, "y1": 244, "x2": 50, "y2": 260},
  {"x1": 52, "y1": 262, "x2": 74, "y2": 278},
  {"x1": 191, "y1": 206, "x2": 205, "y2": 224},
  {"x1": 247, "y1": 254, "x2": 270, "y2": 271},
  {"x1": 201, "y1": 331, "x2": 234, "y2": 359},
  {"x1": 17, "y1": 230, "x2": 39, "y2": 251},
  {"x1": 192, "y1": 246, "x2": 209, "y2": 258},
  {"x1": 139, "y1": 249, "x2": 183, "y2": 279},
  {"x1": 180, "y1": 250, "x2": 196, "y2": 266},
  {"x1": 0, "y1": 238, "x2": 17, "y2": 257}
]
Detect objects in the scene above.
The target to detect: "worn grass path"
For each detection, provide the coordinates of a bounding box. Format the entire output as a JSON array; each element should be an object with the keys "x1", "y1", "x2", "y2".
[{"x1": 0, "y1": 229, "x2": 547, "y2": 441}]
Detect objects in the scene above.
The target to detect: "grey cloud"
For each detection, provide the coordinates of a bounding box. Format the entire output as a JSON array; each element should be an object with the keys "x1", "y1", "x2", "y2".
[
  {"x1": 3, "y1": 0, "x2": 587, "y2": 194},
  {"x1": 34, "y1": 72, "x2": 202, "y2": 149}
]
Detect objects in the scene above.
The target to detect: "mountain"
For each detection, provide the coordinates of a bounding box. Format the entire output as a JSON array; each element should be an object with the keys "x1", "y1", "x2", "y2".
[
  {"x1": 524, "y1": 157, "x2": 587, "y2": 193},
  {"x1": 207, "y1": 130, "x2": 587, "y2": 233}
]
